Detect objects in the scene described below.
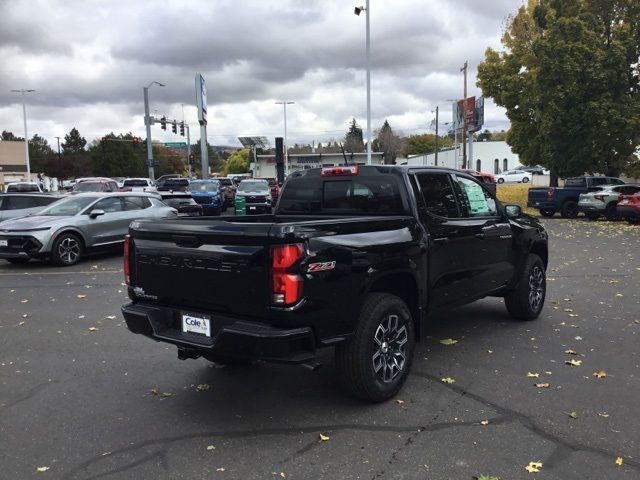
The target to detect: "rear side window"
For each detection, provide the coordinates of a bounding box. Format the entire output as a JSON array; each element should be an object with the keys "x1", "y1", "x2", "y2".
[
  {"x1": 415, "y1": 173, "x2": 459, "y2": 218},
  {"x1": 591, "y1": 178, "x2": 609, "y2": 187},
  {"x1": 123, "y1": 196, "x2": 151, "y2": 210},
  {"x1": 609, "y1": 178, "x2": 625, "y2": 185},
  {"x1": 278, "y1": 175, "x2": 405, "y2": 215},
  {"x1": 35, "y1": 196, "x2": 59, "y2": 206},
  {"x1": 565, "y1": 178, "x2": 587, "y2": 187},
  {"x1": 6, "y1": 196, "x2": 36, "y2": 210}
]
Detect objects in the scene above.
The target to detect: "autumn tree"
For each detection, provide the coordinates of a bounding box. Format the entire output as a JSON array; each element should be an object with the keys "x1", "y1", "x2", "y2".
[
  {"x1": 225, "y1": 149, "x2": 250, "y2": 174},
  {"x1": 477, "y1": 0, "x2": 640, "y2": 180}
]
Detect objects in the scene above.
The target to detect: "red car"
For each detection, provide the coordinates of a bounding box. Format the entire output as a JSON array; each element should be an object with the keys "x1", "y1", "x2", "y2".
[{"x1": 616, "y1": 193, "x2": 640, "y2": 224}]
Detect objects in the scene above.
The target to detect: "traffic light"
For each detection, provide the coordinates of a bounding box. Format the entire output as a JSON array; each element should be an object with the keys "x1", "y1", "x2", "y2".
[
  {"x1": 179, "y1": 122, "x2": 185, "y2": 136},
  {"x1": 160, "y1": 116, "x2": 166, "y2": 130},
  {"x1": 171, "y1": 121, "x2": 177, "y2": 134}
]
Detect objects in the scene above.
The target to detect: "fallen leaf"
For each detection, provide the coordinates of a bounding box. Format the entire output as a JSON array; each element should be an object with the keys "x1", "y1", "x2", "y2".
[
  {"x1": 395, "y1": 399, "x2": 404, "y2": 405},
  {"x1": 150, "y1": 388, "x2": 159, "y2": 396},
  {"x1": 17, "y1": 321, "x2": 25, "y2": 326},
  {"x1": 22, "y1": 314, "x2": 28, "y2": 318},
  {"x1": 566, "y1": 411, "x2": 578, "y2": 419},
  {"x1": 480, "y1": 419, "x2": 489, "y2": 425},
  {"x1": 598, "y1": 412, "x2": 610, "y2": 418},
  {"x1": 105, "y1": 315, "x2": 116, "y2": 320},
  {"x1": 615, "y1": 456, "x2": 624, "y2": 466},
  {"x1": 563, "y1": 308, "x2": 573, "y2": 312},
  {"x1": 216, "y1": 467, "x2": 225, "y2": 472},
  {"x1": 565, "y1": 359, "x2": 582, "y2": 366},
  {"x1": 568, "y1": 314, "x2": 579, "y2": 317},
  {"x1": 615, "y1": 293, "x2": 623, "y2": 297},
  {"x1": 475, "y1": 476, "x2": 499, "y2": 480},
  {"x1": 574, "y1": 336, "x2": 583, "y2": 341},
  {"x1": 78, "y1": 315, "x2": 85, "y2": 319},
  {"x1": 633, "y1": 320, "x2": 640, "y2": 325},
  {"x1": 76, "y1": 294, "x2": 86, "y2": 299},
  {"x1": 535, "y1": 383, "x2": 550, "y2": 388},
  {"x1": 319, "y1": 434, "x2": 330, "y2": 441},
  {"x1": 564, "y1": 349, "x2": 577, "y2": 355},
  {"x1": 525, "y1": 461, "x2": 543, "y2": 473},
  {"x1": 280, "y1": 473, "x2": 286, "y2": 479},
  {"x1": 526, "y1": 372, "x2": 540, "y2": 378},
  {"x1": 196, "y1": 384, "x2": 210, "y2": 392},
  {"x1": 441, "y1": 377, "x2": 455, "y2": 384},
  {"x1": 20, "y1": 299, "x2": 28, "y2": 303},
  {"x1": 593, "y1": 370, "x2": 607, "y2": 379},
  {"x1": 439, "y1": 338, "x2": 458, "y2": 346},
  {"x1": 36, "y1": 466, "x2": 50, "y2": 473},
  {"x1": 206, "y1": 445, "x2": 216, "y2": 451},
  {"x1": 161, "y1": 392, "x2": 173, "y2": 397},
  {"x1": 88, "y1": 327, "x2": 99, "y2": 332}
]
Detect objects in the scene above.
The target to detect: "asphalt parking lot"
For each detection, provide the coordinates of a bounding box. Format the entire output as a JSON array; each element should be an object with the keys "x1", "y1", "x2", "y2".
[{"x1": 1, "y1": 219, "x2": 638, "y2": 480}]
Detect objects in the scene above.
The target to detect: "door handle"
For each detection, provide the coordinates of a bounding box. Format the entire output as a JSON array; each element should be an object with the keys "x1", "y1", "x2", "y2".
[{"x1": 433, "y1": 237, "x2": 449, "y2": 244}]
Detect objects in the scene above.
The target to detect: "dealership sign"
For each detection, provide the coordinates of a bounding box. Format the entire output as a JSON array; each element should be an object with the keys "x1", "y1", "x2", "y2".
[{"x1": 195, "y1": 73, "x2": 207, "y2": 126}]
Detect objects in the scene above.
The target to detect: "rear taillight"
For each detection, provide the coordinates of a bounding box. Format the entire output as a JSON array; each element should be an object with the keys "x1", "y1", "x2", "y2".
[
  {"x1": 594, "y1": 194, "x2": 606, "y2": 202},
  {"x1": 271, "y1": 244, "x2": 304, "y2": 306},
  {"x1": 321, "y1": 166, "x2": 359, "y2": 176},
  {"x1": 123, "y1": 235, "x2": 131, "y2": 285},
  {"x1": 546, "y1": 188, "x2": 554, "y2": 200}
]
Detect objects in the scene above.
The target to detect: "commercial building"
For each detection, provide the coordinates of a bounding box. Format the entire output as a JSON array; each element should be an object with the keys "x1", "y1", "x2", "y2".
[
  {"x1": 0, "y1": 140, "x2": 29, "y2": 189},
  {"x1": 254, "y1": 152, "x2": 384, "y2": 178},
  {"x1": 401, "y1": 140, "x2": 521, "y2": 174}
]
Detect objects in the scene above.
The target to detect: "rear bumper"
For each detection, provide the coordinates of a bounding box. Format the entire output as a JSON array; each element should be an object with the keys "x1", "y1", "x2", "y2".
[
  {"x1": 121, "y1": 302, "x2": 316, "y2": 364},
  {"x1": 578, "y1": 204, "x2": 603, "y2": 213},
  {"x1": 527, "y1": 200, "x2": 555, "y2": 209},
  {"x1": 616, "y1": 205, "x2": 640, "y2": 216}
]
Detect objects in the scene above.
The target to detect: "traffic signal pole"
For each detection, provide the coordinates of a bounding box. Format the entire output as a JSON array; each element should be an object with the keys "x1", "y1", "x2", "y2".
[
  {"x1": 186, "y1": 124, "x2": 192, "y2": 178},
  {"x1": 143, "y1": 86, "x2": 155, "y2": 180}
]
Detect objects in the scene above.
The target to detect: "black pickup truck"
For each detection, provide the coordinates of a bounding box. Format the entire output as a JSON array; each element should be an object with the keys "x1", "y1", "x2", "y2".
[{"x1": 122, "y1": 166, "x2": 548, "y2": 402}]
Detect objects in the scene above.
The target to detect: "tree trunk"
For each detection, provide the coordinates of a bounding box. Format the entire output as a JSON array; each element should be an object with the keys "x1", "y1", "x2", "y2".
[{"x1": 549, "y1": 173, "x2": 559, "y2": 187}]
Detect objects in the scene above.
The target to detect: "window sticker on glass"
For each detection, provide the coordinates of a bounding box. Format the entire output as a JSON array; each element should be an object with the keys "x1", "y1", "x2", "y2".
[{"x1": 461, "y1": 181, "x2": 491, "y2": 215}]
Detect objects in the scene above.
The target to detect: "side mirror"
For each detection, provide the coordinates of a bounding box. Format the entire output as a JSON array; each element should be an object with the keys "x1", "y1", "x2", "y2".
[
  {"x1": 505, "y1": 205, "x2": 522, "y2": 219},
  {"x1": 89, "y1": 209, "x2": 105, "y2": 219}
]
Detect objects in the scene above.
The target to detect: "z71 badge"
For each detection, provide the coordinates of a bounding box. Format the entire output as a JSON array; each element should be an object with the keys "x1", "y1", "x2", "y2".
[{"x1": 307, "y1": 261, "x2": 336, "y2": 273}]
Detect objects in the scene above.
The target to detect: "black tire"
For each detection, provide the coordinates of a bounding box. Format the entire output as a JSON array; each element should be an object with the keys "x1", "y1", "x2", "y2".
[
  {"x1": 335, "y1": 293, "x2": 415, "y2": 402},
  {"x1": 522, "y1": 176, "x2": 530, "y2": 183},
  {"x1": 585, "y1": 212, "x2": 600, "y2": 221},
  {"x1": 6, "y1": 258, "x2": 29, "y2": 265},
  {"x1": 539, "y1": 209, "x2": 555, "y2": 217},
  {"x1": 504, "y1": 254, "x2": 546, "y2": 321},
  {"x1": 627, "y1": 216, "x2": 640, "y2": 225},
  {"x1": 213, "y1": 206, "x2": 222, "y2": 216},
  {"x1": 604, "y1": 203, "x2": 619, "y2": 221},
  {"x1": 560, "y1": 200, "x2": 579, "y2": 218},
  {"x1": 497, "y1": 178, "x2": 505, "y2": 184},
  {"x1": 50, "y1": 233, "x2": 83, "y2": 266}
]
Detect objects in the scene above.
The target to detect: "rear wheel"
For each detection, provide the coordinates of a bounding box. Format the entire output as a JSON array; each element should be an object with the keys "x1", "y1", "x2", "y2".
[
  {"x1": 522, "y1": 176, "x2": 530, "y2": 183},
  {"x1": 627, "y1": 215, "x2": 640, "y2": 225},
  {"x1": 585, "y1": 212, "x2": 600, "y2": 221},
  {"x1": 604, "y1": 203, "x2": 619, "y2": 221},
  {"x1": 539, "y1": 209, "x2": 555, "y2": 217},
  {"x1": 50, "y1": 233, "x2": 83, "y2": 266},
  {"x1": 335, "y1": 293, "x2": 415, "y2": 402},
  {"x1": 504, "y1": 254, "x2": 546, "y2": 321},
  {"x1": 560, "y1": 200, "x2": 579, "y2": 218},
  {"x1": 497, "y1": 178, "x2": 505, "y2": 184}
]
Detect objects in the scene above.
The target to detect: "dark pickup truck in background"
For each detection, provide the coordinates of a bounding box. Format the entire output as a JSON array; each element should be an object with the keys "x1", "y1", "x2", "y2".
[
  {"x1": 527, "y1": 176, "x2": 624, "y2": 218},
  {"x1": 122, "y1": 166, "x2": 548, "y2": 401}
]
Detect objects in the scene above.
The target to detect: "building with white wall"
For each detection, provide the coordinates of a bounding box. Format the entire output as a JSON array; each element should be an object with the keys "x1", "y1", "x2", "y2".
[
  {"x1": 0, "y1": 140, "x2": 30, "y2": 189},
  {"x1": 254, "y1": 152, "x2": 385, "y2": 178},
  {"x1": 401, "y1": 140, "x2": 521, "y2": 174}
]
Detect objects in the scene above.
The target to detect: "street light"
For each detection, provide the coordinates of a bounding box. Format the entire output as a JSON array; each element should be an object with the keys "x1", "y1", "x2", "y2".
[
  {"x1": 10, "y1": 89, "x2": 36, "y2": 180},
  {"x1": 355, "y1": 1, "x2": 371, "y2": 165},
  {"x1": 143, "y1": 81, "x2": 165, "y2": 180},
  {"x1": 275, "y1": 101, "x2": 294, "y2": 174}
]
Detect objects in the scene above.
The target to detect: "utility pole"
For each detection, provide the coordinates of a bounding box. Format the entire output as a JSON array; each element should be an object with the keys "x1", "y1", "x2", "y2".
[
  {"x1": 11, "y1": 89, "x2": 35, "y2": 180},
  {"x1": 461, "y1": 61, "x2": 468, "y2": 169},
  {"x1": 434, "y1": 106, "x2": 439, "y2": 166},
  {"x1": 143, "y1": 81, "x2": 165, "y2": 180},
  {"x1": 186, "y1": 124, "x2": 192, "y2": 178}
]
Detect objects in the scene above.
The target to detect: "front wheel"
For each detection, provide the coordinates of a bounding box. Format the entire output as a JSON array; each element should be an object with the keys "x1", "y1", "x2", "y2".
[
  {"x1": 522, "y1": 176, "x2": 530, "y2": 183},
  {"x1": 604, "y1": 203, "x2": 619, "y2": 221},
  {"x1": 539, "y1": 209, "x2": 555, "y2": 218},
  {"x1": 50, "y1": 233, "x2": 83, "y2": 266},
  {"x1": 627, "y1": 215, "x2": 639, "y2": 225},
  {"x1": 335, "y1": 293, "x2": 415, "y2": 402},
  {"x1": 504, "y1": 254, "x2": 546, "y2": 321},
  {"x1": 560, "y1": 200, "x2": 579, "y2": 218},
  {"x1": 497, "y1": 178, "x2": 505, "y2": 184}
]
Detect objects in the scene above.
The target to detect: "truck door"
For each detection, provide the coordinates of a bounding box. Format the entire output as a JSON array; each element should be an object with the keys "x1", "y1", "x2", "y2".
[
  {"x1": 452, "y1": 174, "x2": 515, "y2": 296},
  {"x1": 413, "y1": 172, "x2": 477, "y2": 308}
]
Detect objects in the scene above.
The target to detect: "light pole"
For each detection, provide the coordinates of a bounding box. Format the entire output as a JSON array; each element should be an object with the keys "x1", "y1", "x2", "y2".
[
  {"x1": 143, "y1": 81, "x2": 165, "y2": 180},
  {"x1": 275, "y1": 101, "x2": 294, "y2": 174},
  {"x1": 355, "y1": 2, "x2": 371, "y2": 165},
  {"x1": 10, "y1": 89, "x2": 35, "y2": 180}
]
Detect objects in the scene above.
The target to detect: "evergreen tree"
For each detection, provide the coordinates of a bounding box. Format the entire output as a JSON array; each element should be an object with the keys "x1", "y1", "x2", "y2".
[
  {"x1": 1, "y1": 130, "x2": 23, "y2": 141},
  {"x1": 27, "y1": 134, "x2": 54, "y2": 173},
  {"x1": 344, "y1": 118, "x2": 365, "y2": 153},
  {"x1": 375, "y1": 120, "x2": 402, "y2": 164},
  {"x1": 62, "y1": 127, "x2": 87, "y2": 154}
]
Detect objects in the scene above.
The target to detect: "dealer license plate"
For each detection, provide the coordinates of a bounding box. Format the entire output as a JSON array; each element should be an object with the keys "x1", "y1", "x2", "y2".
[
  {"x1": 0, "y1": 239, "x2": 7, "y2": 247},
  {"x1": 182, "y1": 313, "x2": 211, "y2": 337},
  {"x1": 249, "y1": 206, "x2": 256, "y2": 210}
]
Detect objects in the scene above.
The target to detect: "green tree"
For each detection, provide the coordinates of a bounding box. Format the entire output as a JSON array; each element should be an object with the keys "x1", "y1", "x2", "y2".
[
  {"x1": 401, "y1": 134, "x2": 453, "y2": 157},
  {"x1": 191, "y1": 139, "x2": 225, "y2": 177},
  {"x1": 88, "y1": 132, "x2": 146, "y2": 177},
  {"x1": 225, "y1": 149, "x2": 250, "y2": 174},
  {"x1": 28, "y1": 134, "x2": 54, "y2": 173},
  {"x1": 477, "y1": 0, "x2": 640, "y2": 179},
  {"x1": 344, "y1": 118, "x2": 365, "y2": 153},
  {"x1": 374, "y1": 120, "x2": 402, "y2": 164},
  {"x1": 61, "y1": 127, "x2": 87, "y2": 155},
  {"x1": 1, "y1": 130, "x2": 23, "y2": 141}
]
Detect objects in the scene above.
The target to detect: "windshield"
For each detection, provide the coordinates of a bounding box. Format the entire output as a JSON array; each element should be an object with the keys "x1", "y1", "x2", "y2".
[
  {"x1": 38, "y1": 196, "x2": 98, "y2": 216},
  {"x1": 74, "y1": 182, "x2": 104, "y2": 192},
  {"x1": 218, "y1": 178, "x2": 232, "y2": 186},
  {"x1": 123, "y1": 179, "x2": 149, "y2": 187},
  {"x1": 189, "y1": 180, "x2": 220, "y2": 192},
  {"x1": 238, "y1": 181, "x2": 269, "y2": 193}
]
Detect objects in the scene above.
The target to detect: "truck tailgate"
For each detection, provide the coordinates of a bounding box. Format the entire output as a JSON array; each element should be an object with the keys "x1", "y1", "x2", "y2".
[
  {"x1": 129, "y1": 219, "x2": 272, "y2": 318},
  {"x1": 527, "y1": 187, "x2": 549, "y2": 206}
]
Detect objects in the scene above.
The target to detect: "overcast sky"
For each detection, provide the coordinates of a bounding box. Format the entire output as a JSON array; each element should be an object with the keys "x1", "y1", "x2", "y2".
[{"x1": 0, "y1": 0, "x2": 523, "y2": 150}]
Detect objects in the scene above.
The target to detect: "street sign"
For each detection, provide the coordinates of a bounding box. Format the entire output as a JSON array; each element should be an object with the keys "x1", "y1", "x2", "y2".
[{"x1": 163, "y1": 142, "x2": 188, "y2": 149}]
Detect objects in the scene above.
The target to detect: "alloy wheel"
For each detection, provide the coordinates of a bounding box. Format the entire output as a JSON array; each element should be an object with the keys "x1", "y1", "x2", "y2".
[
  {"x1": 58, "y1": 237, "x2": 80, "y2": 264},
  {"x1": 528, "y1": 266, "x2": 544, "y2": 311},
  {"x1": 372, "y1": 314, "x2": 408, "y2": 383}
]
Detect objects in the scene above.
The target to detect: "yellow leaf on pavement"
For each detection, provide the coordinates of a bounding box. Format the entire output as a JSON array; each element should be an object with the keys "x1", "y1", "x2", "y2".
[
  {"x1": 441, "y1": 377, "x2": 455, "y2": 384},
  {"x1": 88, "y1": 327, "x2": 98, "y2": 332},
  {"x1": 206, "y1": 445, "x2": 216, "y2": 451},
  {"x1": 564, "y1": 349, "x2": 577, "y2": 355},
  {"x1": 565, "y1": 359, "x2": 582, "y2": 366},
  {"x1": 76, "y1": 294, "x2": 86, "y2": 299},
  {"x1": 593, "y1": 370, "x2": 607, "y2": 379},
  {"x1": 21, "y1": 299, "x2": 28, "y2": 303},
  {"x1": 105, "y1": 315, "x2": 117, "y2": 320},
  {"x1": 535, "y1": 383, "x2": 550, "y2": 388},
  {"x1": 480, "y1": 419, "x2": 489, "y2": 425},
  {"x1": 525, "y1": 461, "x2": 542, "y2": 473},
  {"x1": 395, "y1": 399, "x2": 404, "y2": 405},
  {"x1": 615, "y1": 456, "x2": 624, "y2": 466},
  {"x1": 319, "y1": 434, "x2": 330, "y2": 441},
  {"x1": 196, "y1": 384, "x2": 210, "y2": 392},
  {"x1": 439, "y1": 338, "x2": 458, "y2": 346},
  {"x1": 36, "y1": 466, "x2": 50, "y2": 472},
  {"x1": 526, "y1": 372, "x2": 539, "y2": 378}
]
